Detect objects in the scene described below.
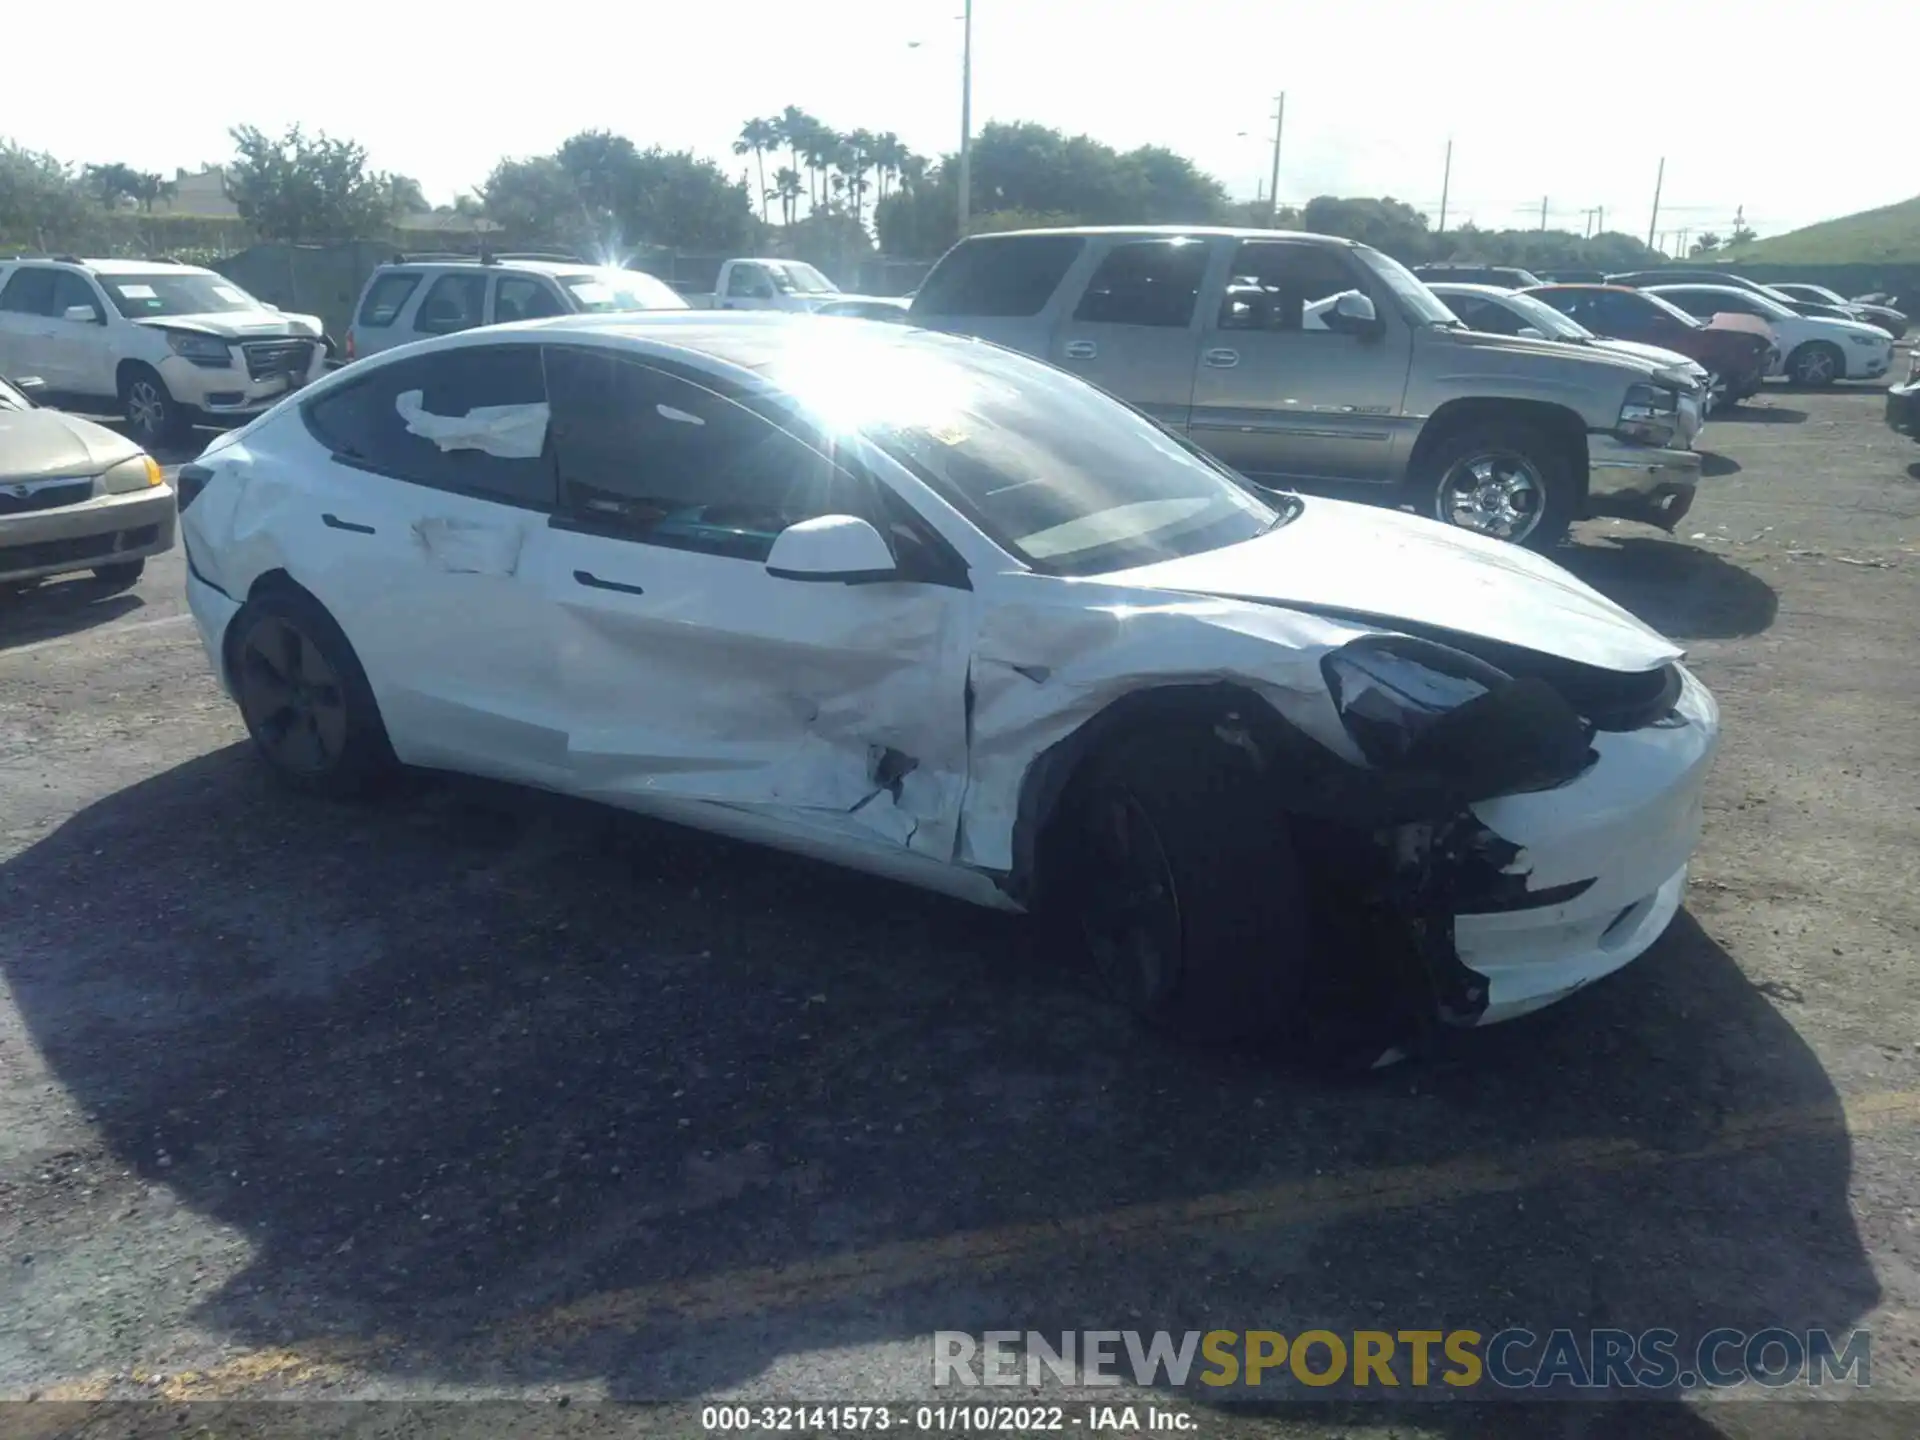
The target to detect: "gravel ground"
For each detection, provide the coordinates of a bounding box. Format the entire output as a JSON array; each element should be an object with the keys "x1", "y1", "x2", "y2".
[{"x1": 1, "y1": 381, "x2": 1917, "y2": 1436}]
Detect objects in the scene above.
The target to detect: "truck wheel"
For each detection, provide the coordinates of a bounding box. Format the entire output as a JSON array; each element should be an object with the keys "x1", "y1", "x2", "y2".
[
  {"x1": 1418, "y1": 422, "x2": 1576, "y2": 550},
  {"x1": 227, "y1": 588, "x2": 397, "y2": 799},
  {"x1": 1058, "y1": 724, "x2": 1312, "y2": 1041},
  {"x1": 120, "y1": 365, "x2": 190, "y2": 448},
  {"x1": 1785, "y1": 342, "x2": 1843, "y2": 387}
]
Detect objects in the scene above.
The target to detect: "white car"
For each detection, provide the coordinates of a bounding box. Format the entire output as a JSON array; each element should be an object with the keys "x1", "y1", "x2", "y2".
[
  {"x1": 177, "y1": 314, "x2": 1719, "y2": 1047},
  {"x1": 0, "y1": 257, "x2": 327, "y2": 447},
  {"x1": 1646, "y1": 284, "x2": 1894, "y2": 386},
  {"x1": 1428, "y1": 283, "x2": 1711, "y2": 442}
]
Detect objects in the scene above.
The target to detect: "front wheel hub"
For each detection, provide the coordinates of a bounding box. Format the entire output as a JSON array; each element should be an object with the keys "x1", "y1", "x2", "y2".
[{"x1": 1435, "y1": 453, "x2": 1545, "y2": 542}]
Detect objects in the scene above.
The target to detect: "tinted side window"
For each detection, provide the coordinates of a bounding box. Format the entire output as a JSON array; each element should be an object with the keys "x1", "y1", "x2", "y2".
[
  {"x1": 414, "y1": 273, "x2": 487, "y2": 335},
  {"x1": 1072, "y1": 240, "x2": 1209, "y2": 328},
  {"x1": 1449, "y1": 296, "x2": 1523, "y2": 335},
  {"x1": 0, "y1": 268, "x2": 58, "y2": 316},
  {"x1": 544, "y1": 346, "x2": 863, "y2": 562},
  {"x1": 51, "y1": 272, "x2": 104, "y2": 321},
  {"x1": 357, "y1": 272, "x2": 422, "y2": 328},
  {"x1": 1218, "y1": 242, "x2": 1364, "y2": 332},
  {"x1": 726, "y1": 264, "x2": 770, "y2": 298},
  {"x1": 1659, "y1": 291, "x2": 1716, "y2": 318},
  {"x1": 301, "y1": 344, "x2": 554, "y2": 508},
  {"x1": 911, "y1": 235, "x2": 1085, "y2": 318},
  {"x1": 494, "y1": 276, "x2": 565, "y2": 323}
]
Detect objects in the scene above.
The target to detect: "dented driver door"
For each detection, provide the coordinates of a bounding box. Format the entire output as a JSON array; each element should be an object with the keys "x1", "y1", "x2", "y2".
[{"x1": 522, "y1": 346, "x2": 975, "y2": 859}]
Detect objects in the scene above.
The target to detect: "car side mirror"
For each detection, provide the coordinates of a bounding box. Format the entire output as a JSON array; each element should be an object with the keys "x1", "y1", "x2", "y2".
[
  {"x1": 765, "y1": 515, "x2": 897, "y2": 584},
  {"x1": 1517, "y1": 326, "x2": 1546, "y2": 340},
  {"x1": 62, "y1": 305, "x2": 101, "y2": 325},
  {"x1": 9, "y1": 375, "x2": 47, "y2": 405},
  {"x1": 1322, "y1": 290, "x2": 1380, "y2": 336}
]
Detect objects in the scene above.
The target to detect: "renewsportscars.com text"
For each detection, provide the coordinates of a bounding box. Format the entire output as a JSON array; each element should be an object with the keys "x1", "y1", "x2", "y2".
[{"x1": 933, "y1": 1327, "x2": 1870, "y2": 1391}]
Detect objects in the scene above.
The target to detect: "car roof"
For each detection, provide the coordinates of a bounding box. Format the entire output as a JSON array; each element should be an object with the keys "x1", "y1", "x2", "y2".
[
  {"x1": 960, "y1": 224, "x2": 1362, "y2": 247},
  {"x1": 1644, "y1": 283, "x2": 1750, "y2": 293},
  {"x1": 378, "y1": 258, "x2": 611, "y2": 277},
  {"x1": 1425, "y1": 282, "x2": 1520, "y2": 295},
  {"x1": 1, "y1": 257, "x2": 214, "y2": 276}
]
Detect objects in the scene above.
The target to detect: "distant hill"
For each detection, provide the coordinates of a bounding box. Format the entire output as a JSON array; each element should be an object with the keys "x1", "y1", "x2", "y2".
[{"x1": 1723, "y1": 195, "x2": 1920, "y2": 265}]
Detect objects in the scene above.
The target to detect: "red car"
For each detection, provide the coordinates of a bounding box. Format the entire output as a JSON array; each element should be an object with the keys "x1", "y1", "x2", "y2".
[{"x1": 1524, "y1": 284, "x2": 1775, "y2": 403}]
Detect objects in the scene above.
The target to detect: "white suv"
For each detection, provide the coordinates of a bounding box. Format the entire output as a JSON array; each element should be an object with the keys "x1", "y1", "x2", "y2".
[
  {"x1": 344, "y1": 253, "x2": 687, "y2": 361},
  {"x1": 0, "y1": 257, "x2": 327, "y2": 447}
]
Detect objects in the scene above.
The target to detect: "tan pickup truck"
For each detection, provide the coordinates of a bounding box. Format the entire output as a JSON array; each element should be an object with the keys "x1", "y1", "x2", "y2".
[{"x1": 907, "y1": 226, "x2": 1701, "y2": 549}]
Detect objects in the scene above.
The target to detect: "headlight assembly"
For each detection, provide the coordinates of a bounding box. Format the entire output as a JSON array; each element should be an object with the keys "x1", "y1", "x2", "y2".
[
  {"x1": 1617, "y1": 381, "x2": 1681, "y2": 448},
  {"x1": 1321, "y1": 635, "x2": 1596, "y2": 798},
  {"x1": 166, "y1": 331, "x2": 233, "y2": 367}
]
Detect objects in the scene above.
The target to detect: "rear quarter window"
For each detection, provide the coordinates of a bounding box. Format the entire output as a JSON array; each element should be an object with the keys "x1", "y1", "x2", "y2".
[
  {"x1": 357, "y1": 272, "x2": 423, "y2": 329},
  {"x1": 911, "y1": 234, "x2": 1085, "y2": 318}
]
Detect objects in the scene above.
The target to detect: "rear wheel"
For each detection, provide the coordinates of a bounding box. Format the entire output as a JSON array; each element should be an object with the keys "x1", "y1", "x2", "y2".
[
  {"x1": 1785, "y1": 342, "x2": 1843, "y2": 387},
  {"x1": 229, "y1": 588, "x2": 396, "y2": 798},
  {"x1": 1417, "y1": 421, "x2": 1577, "y2": 549},
  {"x1": 1059, "y1": 725, "x2": 1312, "y2": 1040}
]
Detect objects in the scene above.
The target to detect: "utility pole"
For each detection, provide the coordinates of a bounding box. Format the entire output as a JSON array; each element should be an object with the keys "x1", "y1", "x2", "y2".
[
  {"x1": 1266, "y1": 93, "x2": 1286, "y2": 225},
  {"x1": 1582, "y1": 207, "x2": 1596, "y2": 239},
  {"x1": 1539, "y1": 195, "x2": 1548, "y2": 230},
  {"x1": 957, "y1": 0, "x2": 973, "y2": 237},
  {"x1": 1596, "y1": 205, "x2": 1604, "y2": 235},
  {"x1": 1437, "y1": 139, "x2": 1452, "y2": 233},
  {"x1": 1646, "y1": 157, "x2": 1664, "y2": 249}
]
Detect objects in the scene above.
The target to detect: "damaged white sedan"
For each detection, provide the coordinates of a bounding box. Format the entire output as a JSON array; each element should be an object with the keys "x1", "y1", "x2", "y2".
[{"x1": 177, "y1": 314, "x2": 1718, "y2": 1049}]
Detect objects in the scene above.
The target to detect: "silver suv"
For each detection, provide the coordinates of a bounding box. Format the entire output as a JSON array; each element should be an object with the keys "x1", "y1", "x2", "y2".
[
  {"x1": 345, "y1": 253, "x2": 686, "y2": 361},
  {"x1": 909, "y1": 227, "x2": 1701, "y2": 548}
]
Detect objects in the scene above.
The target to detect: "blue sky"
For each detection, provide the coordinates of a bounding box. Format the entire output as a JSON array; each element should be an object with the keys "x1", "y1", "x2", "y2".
[{"x1": 9, "y1": 0, "x2": 1911, "y2": 243}]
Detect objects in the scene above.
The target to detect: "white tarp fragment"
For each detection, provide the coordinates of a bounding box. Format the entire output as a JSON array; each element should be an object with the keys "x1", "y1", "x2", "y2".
[
  {"x1": 395, "y1": 391, "x2": 549, "y2": 458},
  {"x1": 411, "y1": 516, "x2": 526, "y2": 576}
]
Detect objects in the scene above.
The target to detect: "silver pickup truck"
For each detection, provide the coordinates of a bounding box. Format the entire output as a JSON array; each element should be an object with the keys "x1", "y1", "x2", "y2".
[{"x1": 907, "y1": 226, "x2": 1701, "y2": 549}]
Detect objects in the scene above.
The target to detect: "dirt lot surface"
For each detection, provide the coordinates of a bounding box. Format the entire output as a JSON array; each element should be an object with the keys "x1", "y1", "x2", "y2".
[{"x1": 2, "y1": 381, "x2": 1918, "y2": 1436}]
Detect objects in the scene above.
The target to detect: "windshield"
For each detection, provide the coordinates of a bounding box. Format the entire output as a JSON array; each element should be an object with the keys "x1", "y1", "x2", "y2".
[
  {"x1": 767, "y1": 333, "x2": 1284, "y2": 576},
  {"x1": 1638, "y1": 289, "x2": 1705, "y2": 328},
  {"x1": 1500, "y1": 290, "x2": 1592, "y2": 339},
  {"x1": 100, "y1": 272, "x2": 260, "y2": 318},
  {"x1": 560, "y1": 269, "x2": 687, "y2": 313},
  {"x1": 1355, "y1": 246, "x2": 1461, "y2": 327},
  {"x1": 769, "y1": 262, "x2": 838, "y2": 295}
]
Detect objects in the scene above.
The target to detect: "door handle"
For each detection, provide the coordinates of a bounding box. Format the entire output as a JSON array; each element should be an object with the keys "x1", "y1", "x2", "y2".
[
  {"x1": 574, "y1": 569, "x2": 646, "y2": 596},
  {"x1": 321, "y1": 513, "x2": 376, "y2": 534},
  {"x1": 1202, "y1": 348, "x2": 1240, "y2": 368},
  {"x1": 1063, "y1": 340, "x2": 1097, "y2": 360}
]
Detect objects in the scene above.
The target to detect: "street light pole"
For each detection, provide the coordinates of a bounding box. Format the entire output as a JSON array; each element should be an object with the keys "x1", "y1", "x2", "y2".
[
  {"x1": 1266, "y1": 92, "x2": 1286, "y2": 225},
  {"x1": 957, "y1": 0, "x2": 973, "y2": 237}
]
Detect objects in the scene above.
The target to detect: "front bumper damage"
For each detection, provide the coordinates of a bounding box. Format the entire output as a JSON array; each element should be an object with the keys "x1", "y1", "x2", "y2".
[{"x1": 1584, "y1": 433, "x2": 1702, "y2": 531}]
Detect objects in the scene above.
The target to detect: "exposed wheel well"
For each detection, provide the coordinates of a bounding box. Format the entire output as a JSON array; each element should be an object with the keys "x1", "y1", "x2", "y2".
[
  {"x1": 1010, "y1": 681, "x2": 1297, "y2": 912},
  {"x1": 1406, "y1": 398, "x2": 1590, "y2": 497},
  {"x1": 220, "y1": 569, "x2": 315, "y2": 678}
]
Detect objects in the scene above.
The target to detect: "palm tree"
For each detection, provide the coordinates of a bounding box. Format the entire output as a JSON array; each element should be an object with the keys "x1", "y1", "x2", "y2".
[
  {"x1": 897, "y1": 152, "x2": 929, "y2": 194},
  {"x1": 733, "y1": 117, "x2": 778, "y2": 222},
  {"x1": 869, "y1": 132, "x2": 905, "y2": 205},
  {"x1": 802, "y1": 125, "x2": 841, "y2": 215},
  {"x1": 776, "y1": 107, "x2": 814, "y2": 207},
  {"x1": 770, "y1": 167, "x2": 803, "y2": 226},
  {"x1": 843, "y1": 129, "x2": 879, "y2": 229}
]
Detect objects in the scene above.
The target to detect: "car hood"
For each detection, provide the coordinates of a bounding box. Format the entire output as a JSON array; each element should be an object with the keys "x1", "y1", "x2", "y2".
[
  {"x1": 1588, "y1": 337, "x2": 1703, "y2": 374},
  {"x1": 135, "y1": 309, "x2": 324, "y2": 340},
  {"x1": 1442, "y1": 326, "x2": 1656, "y2": 380},
  {"x1": 0, "y1": 405, "x2": 142, "y2": 481},
  {"x1": 1101, "y1": 497, "x2": 1682, "y2": 673}
]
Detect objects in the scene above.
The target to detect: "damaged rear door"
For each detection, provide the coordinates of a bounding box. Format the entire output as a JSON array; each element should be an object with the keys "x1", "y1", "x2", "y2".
[
  {"x1": 526, "y1": 345, "x2": 975, "y2": 857},
  {"x1": 290, "y1": 342, "x2": 567, "y2": 781}
]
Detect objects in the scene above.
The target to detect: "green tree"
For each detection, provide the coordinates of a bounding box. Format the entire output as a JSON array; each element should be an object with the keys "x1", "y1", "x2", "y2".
[
  {"x1": 734, "y1": 118, "x2": 779, "y2": 223},
  {"x1": 388, "y1": 174, "x2": 428, "y2": 215},
  {"x1": 225, "y1": 125, "x2": 398, "y2": 243},
  {"x1": 1299, "y1": 196, "x2": 1434, "y2": 258},
  {"x1": 1690, "y1": 232, "x2": 1723, "y2": 256},
  {"x1": 770, "y1": 166, "x2": 804, "y2": 226},
  {"x1": 0, "y1": 141, "x2": 88, "y2": 247},
  {"x1": 483, "y1": 155, "x2": 588, "y2": 237},
  {"x1": 83, "y1": 162, "x2": 165, "y2": 210}
]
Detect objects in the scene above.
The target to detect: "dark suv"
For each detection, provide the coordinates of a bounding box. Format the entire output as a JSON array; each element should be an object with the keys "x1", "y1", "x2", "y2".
[{"x1": 1412, "y1": 264, "x2": 1545, "y2": 289}]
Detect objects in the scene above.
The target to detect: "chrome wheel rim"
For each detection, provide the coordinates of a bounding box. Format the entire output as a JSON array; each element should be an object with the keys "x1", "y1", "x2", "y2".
[
  {"x1": 1435, "y1": 452, "x2": 1545, "y2": 542},
  {"x1": 127, "y1": 379, "x2": 166, "y2": 436},
  {"x1": 1797, "y1": 349, "x2": 1836, "y2": 384},
  {"x1": 237, "y1": 615, "x2": 347, "y2": 776}
]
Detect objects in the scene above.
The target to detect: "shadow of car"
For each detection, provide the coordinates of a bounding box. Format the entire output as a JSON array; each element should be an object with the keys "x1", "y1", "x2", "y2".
[{"x1": 0, "y1": 745, "x2": 1873, "y2": 1405}]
